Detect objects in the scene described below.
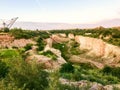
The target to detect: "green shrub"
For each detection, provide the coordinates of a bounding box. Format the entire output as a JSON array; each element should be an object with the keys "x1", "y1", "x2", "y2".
[
  {"x1": 0, "y1": 49, "x2": 20, "y2": 59},
  {"x1": 102, "y1": 66, "x2": 112, "y2": 74},
  {"x1": 60, "y1": 63, "x2": 74, "y2": 73},
  {"x1": 39, "y1": 50, "x2": 57, "y2": 60},
  {"x1": 0, "y1": 61, "x2": 9, "y2": 78},
  {"x1": 102, "y1": 66, "x2": 120, "y2": 79},
  {"x1": 79, "y1": 63, "x2": 95, "y2": 70},
  {"x1": 6, "y1": 61, "x2": 49, "y2": 90},
  {"x1": 60, "y1": 64, "x2": 120, "y2": 85},
  {"x1": 24, "y1": 44, "x2": 33, "y2": 51},
  {"x1": 37, "y1": 37, "x2": 46, "y2": 51},
  {"x1": 4, "y1": 28, "x2": 9, "y2": 32},
  {"x1": 52, "y1": 43, "x2": 70, "y2": 60}
]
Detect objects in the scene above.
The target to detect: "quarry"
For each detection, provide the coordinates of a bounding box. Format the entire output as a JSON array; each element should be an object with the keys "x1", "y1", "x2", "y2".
[{"x1": 0, "y1": 28, "x2": 120, "y2": 90}]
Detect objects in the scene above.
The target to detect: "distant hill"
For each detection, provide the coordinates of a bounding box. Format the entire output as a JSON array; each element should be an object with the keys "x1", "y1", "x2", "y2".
[{"x1": 12, "y1": 18, "x2": 120, "y2": 30}]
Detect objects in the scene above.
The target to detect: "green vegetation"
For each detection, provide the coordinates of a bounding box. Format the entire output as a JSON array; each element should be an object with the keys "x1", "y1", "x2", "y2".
[
  {"x1": 9, "y1": 27, "x2": 120, "y2": 46},
  {"x1": 9, "y1": 28, "x2": 50, "y2": 39},
  {"x1": 4, "y1": 27, "x2": 10, "y2": 32},
  {"x1": 0, "y1": 61, "x2": 9, "y2": 78},
  {"x1": 58, "y1": 84, "x2": 90, "y2": 90},
  {"x1": 102, "y1": 66, "x2": 120, "y2": 79},
  {"x1": 50, "y1": 28, "x2": 120, "y2": 46},
  {"x1": 37, "y1": 37, "x2": 46, "y2": 51},
  {"x1": 0, "y1": 49, "x2": 49, "y2": 90},
  {"x1": 0, "y1": 28, "x2": 120, "y2": 89},
  {"x1": 39, "y1": 50, "x2": 57, "y2": 60},
  {"x1": 60, "y1": 63, "x2": 74, "y2": 73},
  {"x1": 0, "y1": 49, "x2": 20, "y2": 59},
  {"x1": 52, "y1": 40, "x2": 86, "y2": 61},
  {"x1": 60, "y1": 63, "x2": 120, "y2": 85},
  {"x1": 52, "y1": 42, "x2": 70, "y2": 60},
  {"x1": 24, "y1": 44, "x2": 33, "y2": 51}
]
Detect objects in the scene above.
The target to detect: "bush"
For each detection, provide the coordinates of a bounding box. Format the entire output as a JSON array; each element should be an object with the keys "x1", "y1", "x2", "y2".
[
  {"x1": 37, "y1": 37, "x2": 46, "y2": 51},
  {"x1": 0, "y1": 49, "x2": 20, "y2": 59},
  {"x1": 6, "y1": 61, "x2": 49, "y2": 90},
  {"x1": 24, "y1": 44, "x2": 33, "y2": 51},
  {"x1": 60, "y1": 63, "x2": 74, "y2": 73},
  {"x1": 4, "y1": 28, "x2": 9, "y2": 32},
  {"x1": 79, "y1": 63, "x2": 95, "y2": 70},
  {"x1": 0, "y1": 61, "x2": 9, "y2": 78},
  {"x1": 102, "y1": 66, "x2": 112, "y2": 74},
  {"x1": 39, "y1": 50, "x2": 57, "y2": 60},
  {"x1": 102, "y1": 66, "x2": 120, "y2": 79},
  {"x1": 52, "y1": 43, "x2": 70, "y2": 60}
]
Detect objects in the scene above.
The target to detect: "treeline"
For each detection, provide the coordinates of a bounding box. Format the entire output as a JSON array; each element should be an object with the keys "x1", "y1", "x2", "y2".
[{"x1": 8, "y1": 28, "x2": 120, "y2": 46}]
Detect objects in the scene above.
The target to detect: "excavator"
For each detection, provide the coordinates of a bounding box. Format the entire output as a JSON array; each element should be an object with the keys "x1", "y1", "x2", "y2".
[{"x1": 0, "y1": 17, "x2": 18, "y2": 30}]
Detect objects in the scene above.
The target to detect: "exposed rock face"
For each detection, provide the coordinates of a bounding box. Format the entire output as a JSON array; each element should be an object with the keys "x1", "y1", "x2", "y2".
[
  {"x1": 75, "y1": 35, "x2": 120, "y2": 59},
  {"x1": 44, "y1": 43, "x2": 66, "y2": 69},
  {"x1": 104, "y1": 44, "x2": 120, "y2": 58},
  {"x1": 11, "y1": 39, "x2": 36, "y2": 48},
  {"x1": 58, "y1": 33, "x2": 66, "y2": 37},
  {"x1": 70, "y1": 55, "x2": 104, "y2": 69},
  {"x1": 26, "y1": 54, "x2": 53, "y2": 68},
  {"x1": 26, "y1": 39, "x2": 66, "y2": 69},
  {"x1": 75, "y1": 36, "x2": 105, "y2": 56},
  {"x1": 59, "y1": 78, "x2": 114, "y2": 90},
  {"x1": 0, "y1": 33, "x2": 36, "y2": 48},
  {"x1": 44, "y1": 37, "x2": 66, "y2": 68},
  {"x1": 0, "y1": 33, "x2": 14, "y2": 48},
  {"x1": 60, "y1": 78, "x2": 89, "y2": 87},
  {"x1": 89, "y1": 83, "x2": 104, "y2": 90},
  {"x1": 51, "y1": 34, "x2": 69, "y2": 43},
  {"x1": 68, "y1": 33, "x2": 75, "y2": 39},
  {"x1": 44, "y1": 38, "x2": 53, "y2": 51},
  {"x1": 0, "y1": 33, "x2": 14, "y2": 42}
]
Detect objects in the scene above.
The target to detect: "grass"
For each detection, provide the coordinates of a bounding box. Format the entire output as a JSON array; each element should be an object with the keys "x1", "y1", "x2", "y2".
[{"x1": 0, "y1": 49, "x2": 20, "y2": 59}]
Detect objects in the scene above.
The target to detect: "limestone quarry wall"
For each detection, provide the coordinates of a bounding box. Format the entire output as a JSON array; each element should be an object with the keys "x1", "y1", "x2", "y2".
[{"x1": 75, "y1": 35, "x2": 120, "y2": 58}]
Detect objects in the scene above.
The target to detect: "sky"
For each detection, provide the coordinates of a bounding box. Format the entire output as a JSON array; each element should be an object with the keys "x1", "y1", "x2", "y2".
[{"x1": 0, "y1": 0, "x2": 120, "y2": 24}]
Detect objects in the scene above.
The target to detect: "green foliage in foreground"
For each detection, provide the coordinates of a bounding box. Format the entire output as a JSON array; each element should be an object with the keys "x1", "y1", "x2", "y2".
[
  {"x1": 0, "y1": 61, "x2": 9, "y2": 79},
  {"x1": 0, "y1": 49, "x2": 120, "y2": 89},
  {"x1": 60, "y1": 63, "x2": 120, "y2": 85},
  {"x1": 6, "y1": 62, "x2": 49, "y2": 90},
  {"x1": 0, "y1": 49, "x2": 20, "y2": 59},
  {"x1": 0, "y1": 49, "x2": 49, "y2": 90}
]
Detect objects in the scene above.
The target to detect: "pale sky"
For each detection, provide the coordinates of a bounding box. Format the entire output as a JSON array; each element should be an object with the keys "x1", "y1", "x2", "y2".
[{"x1": 0, "y1": 0, "x2": 120, "y2": 24}]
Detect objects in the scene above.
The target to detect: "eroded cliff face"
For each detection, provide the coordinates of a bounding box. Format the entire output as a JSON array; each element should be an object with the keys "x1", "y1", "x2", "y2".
[
  {"x1": 75, "y1": 35, "x2": 120, "y2": 58},
  {"x1": 0, "y1": 33, "x2": 36, "y2": 48}
]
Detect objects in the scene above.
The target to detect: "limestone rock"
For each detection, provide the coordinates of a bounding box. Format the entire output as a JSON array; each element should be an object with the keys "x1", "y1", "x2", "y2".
[
  {"x1": 51, "y1": 34, "x2": 69, "y2": 43},
  {"x1": 68, "y1": 33, "x2": 75, "y2": 39},
  {"x1": 75, "y1": 35, "x2": 120, "y2": 59},
  {"x1": 89, "y1": 83, "x2": 104, "y2": 90},
  {"x1": 104, "y1": 85, "x2": 113, "y2": 90},
  {"x1": 11, "y1": 39, "x2": 36, "y2": 48}
]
